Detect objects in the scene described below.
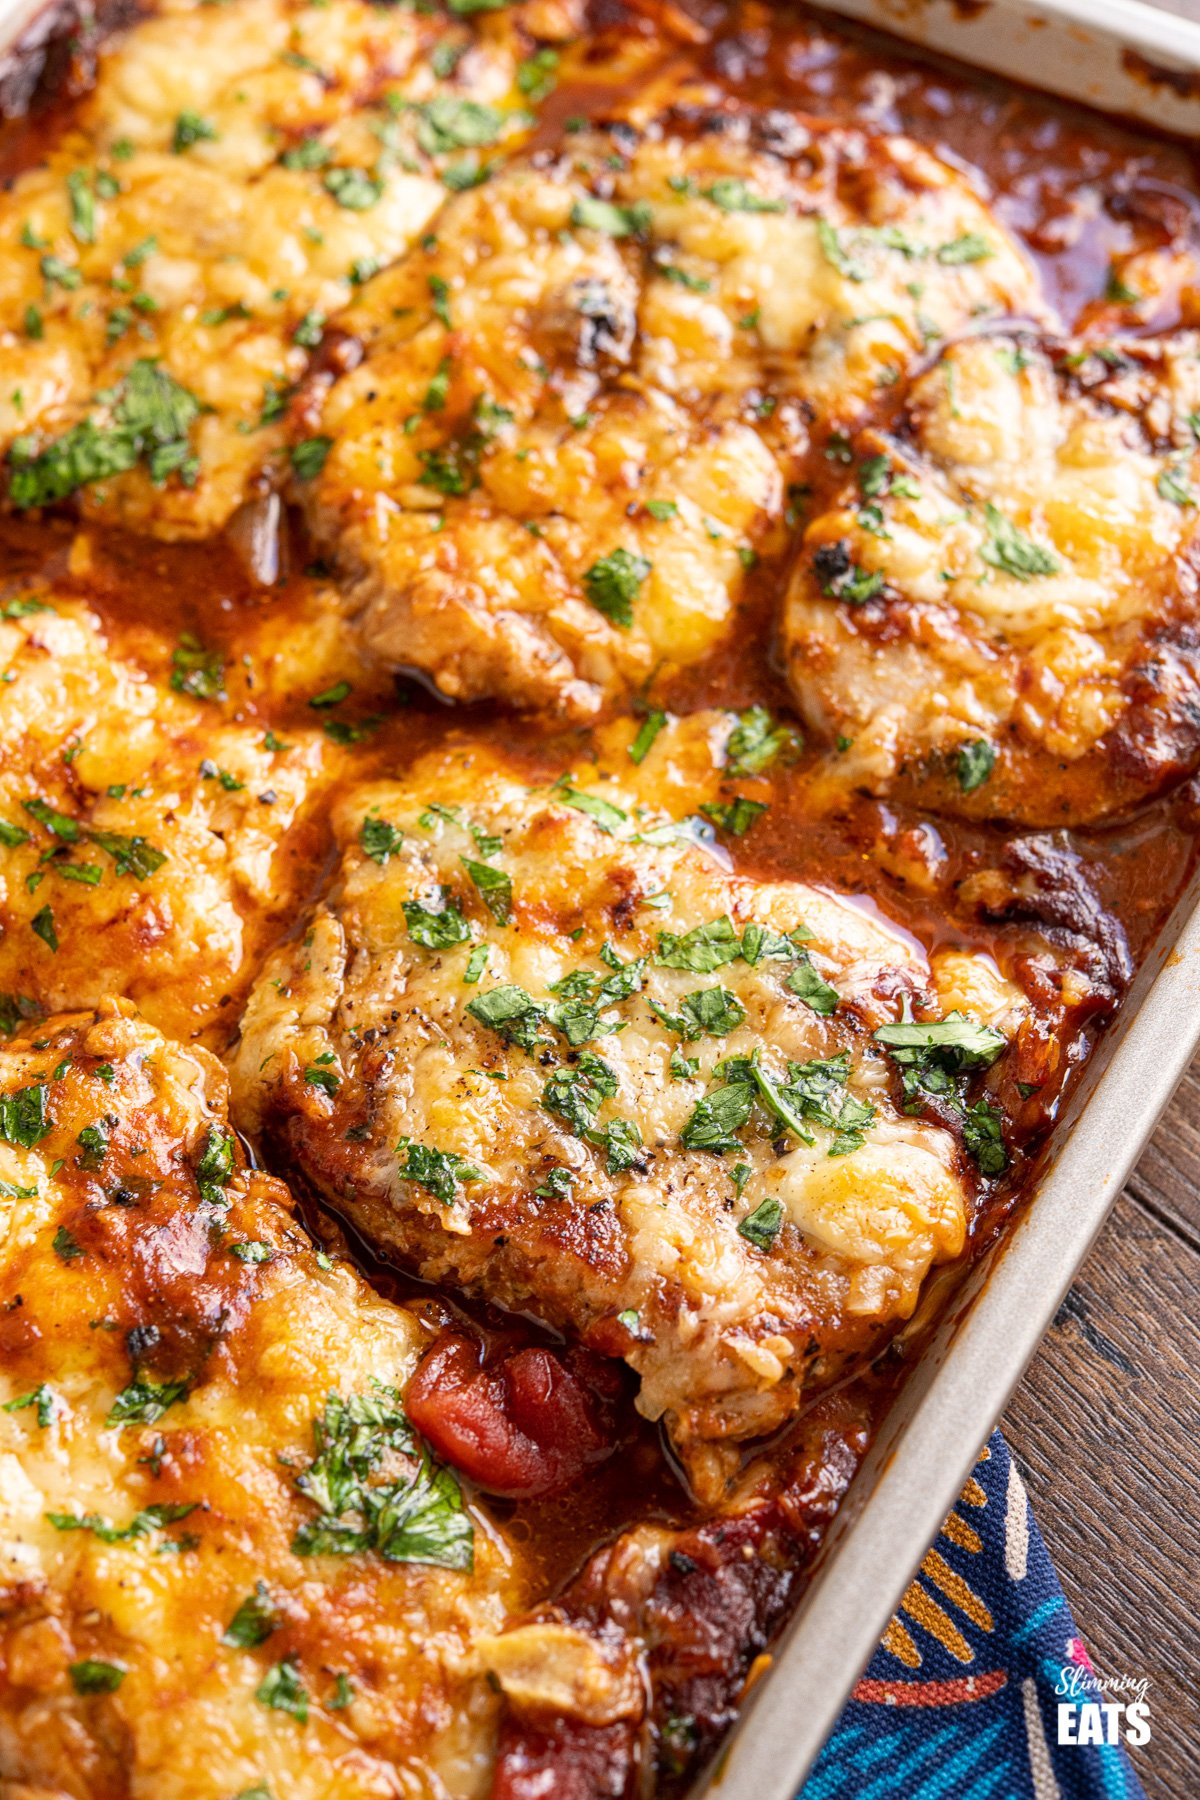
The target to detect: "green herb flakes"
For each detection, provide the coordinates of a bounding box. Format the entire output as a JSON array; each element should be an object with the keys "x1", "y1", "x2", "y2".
[
  {"x1": 737, "y1": 1197, "x2": 783, "y2": 1251},
  {"x1": 582, "y1": 548, "x2": 650, "y2": 627},
  {"x1": 222, "y1": 1581, "x2": 278, "y2": 1649},
  {"x1": 979, "y1": 503, "x2": 1060, "y2": 580}
]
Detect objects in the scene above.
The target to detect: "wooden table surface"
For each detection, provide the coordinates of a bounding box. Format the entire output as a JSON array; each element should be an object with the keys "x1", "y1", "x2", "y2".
[{"x1": 1002, "y1": 1059, "x2": 1200, "y2": 1797}]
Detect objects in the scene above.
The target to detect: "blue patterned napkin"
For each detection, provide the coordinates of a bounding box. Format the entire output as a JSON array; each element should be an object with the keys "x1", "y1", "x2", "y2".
[{"x1": 800, "y1": 1433, "x2": 1149, "y2": 1800}]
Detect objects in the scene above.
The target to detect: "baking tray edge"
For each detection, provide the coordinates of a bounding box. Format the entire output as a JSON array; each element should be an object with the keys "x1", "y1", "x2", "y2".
[{"x1": 690, "y1": 6, "x2": 1200, "y2": 1789}]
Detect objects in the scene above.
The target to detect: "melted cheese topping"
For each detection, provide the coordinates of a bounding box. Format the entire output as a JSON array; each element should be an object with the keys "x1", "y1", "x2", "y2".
[
  {"x1": 630, "y1": 127, "x2": 1044, "y2": 419},
  {"x1": 783, "y1": 332, "x2": 1200, "y2": 817},
  {"x1": 0, "y1": 579, "x2": 329, "y2": 1043},
  {"x1": 304, "y1": 117, "x2": 1042, "y2": 716},
  {"x1": 0, "y1": 0, "x2": 566, "y2": 539},
  {"x1": 305, "y1": 156, "x2": 784, "y2": 717},
  {"x1": 231, "y1": 721, "x2": 1023, "y2": 1499},
  {"x1": 0, "y1": 1004, "x2": 518, "y2": 1799}
]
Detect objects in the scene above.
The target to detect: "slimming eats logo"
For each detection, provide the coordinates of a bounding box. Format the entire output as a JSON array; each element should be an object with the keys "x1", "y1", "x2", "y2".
[{"x1": 1055, "y1": 1667, "x2": 1151, "y2": 1747}]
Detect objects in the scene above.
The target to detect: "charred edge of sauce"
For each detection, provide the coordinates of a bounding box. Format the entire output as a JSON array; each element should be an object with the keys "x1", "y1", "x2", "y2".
[
  {"x1": 1123, "y1": 47, "x2": 1200, "y2": 104},
  {"x1": 0, "y1": 0, "x2": 146, "y2": 122},
  {"x1": 492, "y1": 1400, "x2": 869, "y2": 1796}
]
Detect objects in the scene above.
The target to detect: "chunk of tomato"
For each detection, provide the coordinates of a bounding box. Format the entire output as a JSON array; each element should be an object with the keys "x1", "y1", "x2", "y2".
[{"x1": 406, "y1": 1332, "x2": 627, "y2": 1500}]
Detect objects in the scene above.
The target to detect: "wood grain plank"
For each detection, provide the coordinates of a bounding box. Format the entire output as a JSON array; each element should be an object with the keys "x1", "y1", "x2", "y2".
[
  {"x1": 1003, "y1": 1191, "x2": 1200, "y2": 1800},
  {"x1": 1124, "y1": 1057, "x2": 1200, "y2": 1247}
]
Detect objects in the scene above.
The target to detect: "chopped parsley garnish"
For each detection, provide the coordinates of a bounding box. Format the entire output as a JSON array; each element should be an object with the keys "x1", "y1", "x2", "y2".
[
  {"x1": 549, "y1": 948, "x2": 646, "y2": 1013},
  {"x1": 936, "y1": 232, "x2": 992, "y2": 264},
  {"x1": 429, "y1": 273, "x2": 452, "y2": 327},
  {"x1": 256, "y1": 1658, "x2": 308, "y2": 1722},
  {"x1": 48, "y1": 1501, "x2": 198, "y2": 1542},
  {"x1": 956, "y1": 739, "x2": 996, "y2": 792},
  {"x1": 323, "y1": 167, "x2": 383, "y2": 210},
  {"x1": 874, "y1": 1014, "x2": 1006, "y2": 1069},
  {"x1": 290, "y1": 1386, "x2": 473, "y2": 1569},
  {"x1": 403, "y1": 893, "x2": 471, "y2": 949},
  {"x1": 517, "y1": 48, "x2": 559, "y2": 100},
  {"x1": 292, "y1": 308, "x2": 325, "y2": 348},
  {"x1": 9, "y1": 361, "x2": 201, "y2": 509},
  {"x1": 31, "y1": 905, "x2": 58, "y2": 951},
  {"x1": 680, "y1": 1077, "x2": 755, "y2": 1152},
  {"x1": 67, "y1": 169, "x2": 96, "y2": 244},
  {"x1": 701, "y1": 796, "x2": 767, "y2": 837},
  {"x1": 422, "y1": 357, "x2": 452, "y2": 412},
  {"x1": 874, "y1": 1012, "x2": 1009, "y2": 1172},
  {"x1": 107, "y1": 1377, "x2": 189, "y2": 1427},
  {"x1": 417, "y1": 439, "x2": 479, "y2": 496},
  {"x1": 23, "y1": 797, "x2": 78, "y2": 840},
  {"x1": 69, "y1": 1659, "x2": 126, "y2": 1694},
  {"x1": 604, "y1": 1116, "x2": 643, "y2": 1173},
  {"x1": 461, "y1": 856, "x2": 511, "y2": 924},
  {"x1": 812, "y1": 540, "x2": 885, "y2": 604},
  {"x1": 570, "y1": 196, "x2": 651, "y2": 237},
  {"x1": 582, "y1": 547, "x2": 650, "y2": 627},
  {"x1": 291, "y1": 437, "x2": 332, "y2": 480},
  {"x1": 550, "y1": 782, "x2": 627, "y2": 837},
  {"x1": 655, "y1": 260, "x2": 711, "y2": 292},
  {"x1": 656, "y1": 916, "x2": 742, "y2": 973},
  {"x1": 310, "y1": 680, "x2": 352, "y2": 708},
  {"x1": 541, "y1": 1051, "x2": 618, "y2": 1141},
  {"x1": 0, "y1": 1081, "x2": 51, "y2": 1147},
  {"x1": 416, "y1": 98, "x2": 503, "y2": 154},
  {"x1": 195, "y1": 1124, "x2": 236, "y2": 1206},
  {"x1": 304, "y1": 1057, "x2": 340, "y2": 1096},
  {"x1": 282, "y1": 137, "x2": 332, "y2": 170},
  {"x1": 737, "y1": 1197, "x2": 783, "y2": 1250},
  {"x1": 859, "y1": 455, "x2": 894, "y2": 498},
  {"x1": 786, "y1": 953, "x2": 840, "y2": 1015},
  {"x1": 396, "y1": 1138, "x2": 483, "y2": 1205},
  {"x1": 52, "y1": 1224, "x2": 79, "y2": 1267},
  {"x1": 628, "y1": 709, "x2": 667, "y2": 764},
  {"x1": 1157, "y1": 464, "x2": 1194, "y2": 508},
  {"x1": 172, "y1": 112, "x2": 218, "y2": 153},
  {"x1": 725, "y1": 706, "x2": 800, "y2": 776},
  {"x1": 3, "y1": 1383, "x2": 55, "y2": 1427},
  {"x1": 90, "y1": 830, "x2": 167, "y2": 879},
  {"x1": 962, "y1": 1099, "x2": 1008, "y2": 1175},
  {"x1": 548, "y1": 995, "x2": 609, "y2": 1046},
  {"x1": 816, "y1": 218, "x2": 868, "y2": 281},
  {"x1": 0, "y1": 994, "x2": 37, "y2": 1035},
  {"x1": 200, "y1": 760, "x2": 244, "y2": 791},
  {"x1": 169, "y1": 632, "x2": 225, "y2": 701},
  {"x1": 360, "y1": 816, "x2": 404, "y2": 864},
  {"x1": 222, "y1": 1581, "x2": 277, "y2": 1649},
  {"x1": 229, "y1": 1240, "x2": 274, "y2": 1263},
  {"x1": 651, "y1": 986, "x2": 746, "y2": 1040},
  {"x1": 467, "y1": 983, "x2": 545, "y2": 1050},
  {"x1": 979, "y1": 503, "x2": 1060, "y2": 580},
  {"x1": 702, "y1": 179, "x2": 785, "y2": 213},
  {"x1": 682, "y1": 1047, "x2": 873, "y2": 1157},
  {"x1": 76, "y1": 1119, "x2": 110, "y2": 1169}
]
